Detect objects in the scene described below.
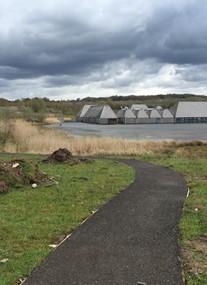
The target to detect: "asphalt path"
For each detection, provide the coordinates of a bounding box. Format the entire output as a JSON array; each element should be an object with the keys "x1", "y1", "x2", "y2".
[{"x1": 23, "y1": 159, "x2": 188, "y2": 285}]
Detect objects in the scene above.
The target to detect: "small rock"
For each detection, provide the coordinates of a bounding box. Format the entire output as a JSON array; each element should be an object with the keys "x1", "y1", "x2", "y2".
[
  {"x1": 12, "y1": 163, "x2": 20, "y2": 168},
  {"x1": 32, "y1": 183, "x2": 37, "y2": 188}
]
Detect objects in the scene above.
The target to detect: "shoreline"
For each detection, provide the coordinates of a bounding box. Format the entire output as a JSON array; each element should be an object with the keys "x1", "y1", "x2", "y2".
[{"x1": 47, "y1": 121, "x2": 207, "y2": 142}]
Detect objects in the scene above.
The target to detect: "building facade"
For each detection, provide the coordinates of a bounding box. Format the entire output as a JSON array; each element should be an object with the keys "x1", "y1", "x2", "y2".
[{"x1": 77, "y1": 102, "x2": 207, "y2": 124}]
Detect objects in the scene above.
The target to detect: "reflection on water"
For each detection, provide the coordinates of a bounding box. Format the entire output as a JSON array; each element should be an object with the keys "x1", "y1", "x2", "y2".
[{"x1": 48, "y1": 122, "x2": 207, "y2": 141}]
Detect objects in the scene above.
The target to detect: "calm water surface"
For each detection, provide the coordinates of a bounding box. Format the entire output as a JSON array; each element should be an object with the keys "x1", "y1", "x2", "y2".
[{"x1": 48, "y1": 122, "x2": 207, "y2": 141}]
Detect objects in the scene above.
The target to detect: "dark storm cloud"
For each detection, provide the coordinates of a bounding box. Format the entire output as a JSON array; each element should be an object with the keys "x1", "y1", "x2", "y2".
[
  {"x1": 1, "y1": 1, "x2": 206, "y2": 80},
  {"x1": 175, "y1": 65, "x2": 207, "y2": 83},
  {"x1": 134, "y1": 2, "x2": 207, "y2": 65},
  {"x1": 0, "y1": 0, "x2": 207, "y2": 99},
  {"x1": 0, "y1": 8, "x2": 140, "y2": 81}
]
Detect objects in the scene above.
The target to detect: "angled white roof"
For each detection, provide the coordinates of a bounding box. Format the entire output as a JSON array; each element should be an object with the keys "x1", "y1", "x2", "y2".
[
  {"x1": 160, "y1": 109, "x2": 174, "y2": 118},
  {"x1": 156, "y1": 106, "x2": 163, "y2": 110},
  {"x1": 76, "y1": 105, "x2": 92, "y2": 118},
  {"x1": 150, "y1": 109, "x2": 161, "y2": 118},
  {"x1": 100, "y1": 105, "x2": 117, "y2": 119},
  {"x1": 84, "y1": 106, "x2": 102, "y2": 118},
  {"x1": 131, "y1": 104, "x2": 148, "y2": 110},
  {"x1": 117, "y1": 109, "x2": 136, "y2": 118},
  {"x1": 137, "y1": 109, "x2": 149, "y2": 118},
  {"x1": 172, "y1": 102, "x2": 207, "y2": 118},
  {"x1": 84, "y1": 105, "x2": 117, "y2": 119}
]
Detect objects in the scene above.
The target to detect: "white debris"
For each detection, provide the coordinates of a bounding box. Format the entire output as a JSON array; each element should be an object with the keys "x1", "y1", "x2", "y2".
[
  {"x1": 32, "y1": 183, "x2": 37, "y2": 188},
  {"x1": 19, "y1": 278, "x2": 26, "y2": 284},
  {"x1": 12, "y1": 163, "x2": 19, "y2": 168},
  {"x1": 0, "y1": 258, "x2": 9, "y2": 263},
  {"x1": 49, "y1": 244, "x2": 58, "y2": 248},
  {"x1": 195, "y1": 208, "x2": 198, "y2": 212}
]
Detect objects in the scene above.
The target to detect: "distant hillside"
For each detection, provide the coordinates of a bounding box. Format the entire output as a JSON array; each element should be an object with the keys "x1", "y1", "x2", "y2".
[
  {"x1": 80, "y1": 94, "x2": 207, "y2": 111},
  {"x1": 0, "y1": 94, "x2": 207, "y2": 116}
]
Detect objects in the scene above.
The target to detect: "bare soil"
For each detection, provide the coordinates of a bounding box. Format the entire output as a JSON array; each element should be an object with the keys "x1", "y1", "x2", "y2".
[
  {"x1": 0, "y1": 159, "x2": 50, "y2": 194},
  {"x1": 0, "y1": 149, "x2": 93, "y2": 194},
  {"x1": 182, "y1": 236, "x2": 207, "y2": 277},
  {"x1": 42, "y1": 148, "x2": 93, "y2": 164}
]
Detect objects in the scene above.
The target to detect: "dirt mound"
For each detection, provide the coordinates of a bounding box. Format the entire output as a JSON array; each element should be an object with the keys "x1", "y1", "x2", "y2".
[
  {"x1": 0, "y1": 159, "x2": 50, "y2": 194},
  {"x1": 42, "y1": 148, "x2": 93, "y2": 164},
  {"x1": 43, "y1": 148, "x2": 73, "y2": 163}
]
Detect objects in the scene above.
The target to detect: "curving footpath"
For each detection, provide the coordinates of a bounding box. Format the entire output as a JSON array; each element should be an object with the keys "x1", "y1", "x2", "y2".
[{"x1": 23, "y1": 159, "x2": 188, "y2": 285}]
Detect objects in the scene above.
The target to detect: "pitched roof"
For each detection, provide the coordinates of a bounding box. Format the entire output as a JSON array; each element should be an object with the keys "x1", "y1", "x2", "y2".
[
  {"x1": 150, "y1": 109, "x2": 161, "y2": 118},
  {"x1": 131, "y1": 104, "x2": 148, "y2": 110},
  {"x1": 117, "y1": 109, "x2": 136, "y2": 118},
  {"x1": 136, "y1": 109, "x2": 149, "y2": 118},
  {"x1": 100, "y1": 105, "x2": 117, "y2": 119},
  {"x1": 156, "y1": 106, "x2": 163, "y2": 110},
  {"x1": 159, "y1": 109, "x2": 174, "y2": 118},
  {"x1": 84, "y1": 106, "x2": 103, "y2": 118},
  {"x1": 171, "y1": 102, "x2": 207, "y2": 117},
  {"x1": 76, "y1": 105, "x2": 92, "y2": 118},
  {"x1": 84, "y1": 105, "x2": 117, "y2": 119}
]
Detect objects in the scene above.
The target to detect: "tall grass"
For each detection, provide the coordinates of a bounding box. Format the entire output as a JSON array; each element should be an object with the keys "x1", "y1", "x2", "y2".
[
  {"x1": 2, "y1": 120, "x2": 207, "y2": 156},
  {"x1": 2, "y1": 120, "x2": 166, "y2": 155},
  {"x1": 0, "y1": 120, "x2": 8, "y2": 134},
  {"x1": 0, "y1": 120, "x2": 13, "y2": 147}
]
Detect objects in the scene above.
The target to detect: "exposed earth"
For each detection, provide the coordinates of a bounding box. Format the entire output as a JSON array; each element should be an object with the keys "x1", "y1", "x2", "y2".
[
  {"x1": 42, "y1": 148, "x2": 93, "y2": 164},
  {"x1": 0, "y1": 148, "x2": 93, "y2": 194},
  {"x1": 0, "y1": 159, "x2": 50, "y2": 194}
]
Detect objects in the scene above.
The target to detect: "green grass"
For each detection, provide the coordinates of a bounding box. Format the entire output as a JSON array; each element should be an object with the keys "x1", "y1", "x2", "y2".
[
  {"x1": 0, "y1": 155, "x2": 134, "y2": 285},
  {"x1": 137, "y1": 153, "x2": 207, "y2": 284},
  {"x1": 1, "y1": 148, "x2": 207, "y2": 285}
]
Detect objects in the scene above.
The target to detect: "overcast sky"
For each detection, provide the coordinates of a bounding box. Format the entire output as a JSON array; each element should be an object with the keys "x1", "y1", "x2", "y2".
[{"x1": 0, "y1": 0, "x2": 207, "y2": 100}]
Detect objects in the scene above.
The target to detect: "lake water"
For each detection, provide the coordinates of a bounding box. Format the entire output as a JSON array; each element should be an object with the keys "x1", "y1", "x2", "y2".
[{"x1": 48, "y1": 122, "x2": 207, "y2": 141}]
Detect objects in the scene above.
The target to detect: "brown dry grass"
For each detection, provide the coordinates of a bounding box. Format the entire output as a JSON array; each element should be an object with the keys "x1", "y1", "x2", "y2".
[
  {"x1": 2, "y1": 120, "x2": 207, "y2": 156},
  {"x1": 0, "y1": 120, "x2": 9, "y2": 133},
  {"x1": 2, "y1": 120, "x2": 167, "y2": 155}
]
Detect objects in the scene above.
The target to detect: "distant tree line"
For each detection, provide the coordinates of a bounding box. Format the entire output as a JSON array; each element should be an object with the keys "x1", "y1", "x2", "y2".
[{"x1": 0, "y1": 94, "x2": 207, "y2": 120}]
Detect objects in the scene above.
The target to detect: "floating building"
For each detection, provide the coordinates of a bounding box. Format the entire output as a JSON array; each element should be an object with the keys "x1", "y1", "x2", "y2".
[
  {"x1": 80, "y1": 105, "x2": 117, "y2": 124},
  {"x1": 159, "y1": 109, "x2": 174, "y2": 124},
  {"x1": 131, "y1": 104, "x2": 148, "y2": 110},
  {"x1": 148, "y1": 109, "x2": 162, "y2": 124},
  {"x1": 76, "y1": 105, "x2": 92, "y2": 122},
  {"x1": 117, "y1": 109, "x2": 136, "y2": 124},
  {"x1": 170, "y1": 101, "x2": 207, "y2": 123},
  {"x1": 132, "y1": 109, "x2": 149, "y2": 124},
  {"x1": 77, "y1": 101, "x2": 207, "y2": 124}
]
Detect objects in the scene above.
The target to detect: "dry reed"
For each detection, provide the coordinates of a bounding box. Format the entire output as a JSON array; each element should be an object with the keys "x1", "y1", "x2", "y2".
[
  {"x1": 0, "y1": 120, "x2": 9, "y2": 134},
  {"x1": 3, "y1": 120, "x2": 206, "y2": 156}
]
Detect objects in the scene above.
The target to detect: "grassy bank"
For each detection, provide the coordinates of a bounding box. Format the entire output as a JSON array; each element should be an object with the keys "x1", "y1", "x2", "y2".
[
  {"x1": 0, "y1": 155, "x2": 134, "y2": 285},
  {"x1": 1, "y1": 120, "x2": 207, "y2": 284},
  {"x1": 137, "y1": 153, "x2": 207, "y2": 285}
]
